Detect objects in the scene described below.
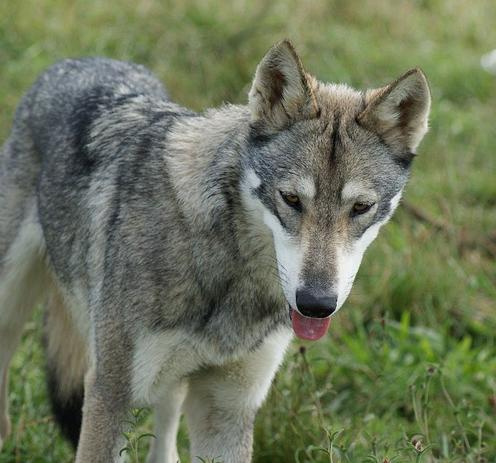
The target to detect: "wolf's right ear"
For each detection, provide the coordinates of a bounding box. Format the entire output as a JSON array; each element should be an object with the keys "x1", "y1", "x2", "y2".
[{"x1": 249, "y1": 40, "x2": 319, "y2": 133}]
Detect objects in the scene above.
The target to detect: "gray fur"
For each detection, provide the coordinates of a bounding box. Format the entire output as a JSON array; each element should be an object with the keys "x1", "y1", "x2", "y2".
[{"x1": 0, "y1": 41, "x2": 430, "y2": 461}]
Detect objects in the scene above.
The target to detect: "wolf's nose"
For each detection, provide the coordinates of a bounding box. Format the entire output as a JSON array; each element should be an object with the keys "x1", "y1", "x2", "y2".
[{"x1": 295, "y1": 289, "x2": 337, "y2": 318}]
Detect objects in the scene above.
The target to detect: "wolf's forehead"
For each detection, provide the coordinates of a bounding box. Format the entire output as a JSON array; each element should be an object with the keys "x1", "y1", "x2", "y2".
[{"x1": 314, "y1": 82, "x2": 365, "y2": 118}]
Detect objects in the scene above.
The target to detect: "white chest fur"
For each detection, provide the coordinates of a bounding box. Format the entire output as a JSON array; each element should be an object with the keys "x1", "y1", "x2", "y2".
[{"x1": 130, "y1": 327, "x2": 292, "y2": 406}]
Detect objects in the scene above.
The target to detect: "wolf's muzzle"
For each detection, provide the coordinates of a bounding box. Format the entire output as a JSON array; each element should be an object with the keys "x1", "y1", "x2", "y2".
[{"x1": 295, "y1": 289, "x2": 337, "y2": 318}]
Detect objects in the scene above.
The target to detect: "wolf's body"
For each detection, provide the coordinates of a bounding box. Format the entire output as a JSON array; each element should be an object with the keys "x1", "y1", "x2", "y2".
[{"x1": 0, "y1": 41, "x2": 430, "y2": 462}]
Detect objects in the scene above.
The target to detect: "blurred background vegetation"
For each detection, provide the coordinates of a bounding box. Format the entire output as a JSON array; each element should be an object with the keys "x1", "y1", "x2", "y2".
[{"x1": 0, "y1": 0, "x2": 495, "y2": 462}]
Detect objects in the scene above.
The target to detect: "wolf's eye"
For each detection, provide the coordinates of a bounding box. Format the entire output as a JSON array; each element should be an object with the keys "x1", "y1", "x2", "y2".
[
  {"x1": 280, "y1": 191, "x2": 302, "y2": 211},
  {"x1": 351, "y1": 202, "x2": 373, "y2": 216}
]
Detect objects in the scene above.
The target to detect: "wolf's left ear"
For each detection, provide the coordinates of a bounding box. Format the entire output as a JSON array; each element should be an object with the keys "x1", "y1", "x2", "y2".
[
  {"x1": 358, "y1": 69, "x2": 431, "y2": 154},
  {"x1": 249, "y1": 40, "x2": 319, "y2": 133}
]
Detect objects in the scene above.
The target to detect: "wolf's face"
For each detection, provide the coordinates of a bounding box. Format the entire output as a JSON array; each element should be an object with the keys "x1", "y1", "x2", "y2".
[{"x1": 241, "y1": 41, "x2": 431, "y2": 340}]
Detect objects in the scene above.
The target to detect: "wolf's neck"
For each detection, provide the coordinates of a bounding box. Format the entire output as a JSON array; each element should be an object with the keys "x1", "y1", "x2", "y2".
[
  {"x1": 165, "y1": 104, "x2": 249, "y2": 224},
  {"x1": 166, "y1": 103, "x2": 276, "y2": 259},
  {"x1": 164, "y1": 103, "x2": 282, "y2": 304}
]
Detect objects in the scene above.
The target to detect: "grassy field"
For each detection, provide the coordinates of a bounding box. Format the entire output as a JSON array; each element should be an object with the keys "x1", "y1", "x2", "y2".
[{"x1": 1, "y1": 0, "x2": 495, "y2": 462}]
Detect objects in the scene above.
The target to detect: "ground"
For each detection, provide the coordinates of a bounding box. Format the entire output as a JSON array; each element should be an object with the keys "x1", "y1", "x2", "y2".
[{"x1": 0, "y1": 0, "x2": 495, "y2": 462}]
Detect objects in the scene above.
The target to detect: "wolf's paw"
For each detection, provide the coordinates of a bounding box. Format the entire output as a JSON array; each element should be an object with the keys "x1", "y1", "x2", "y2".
[
  {"x1": 146, "y1": 446, "x2": 180, "y2": 463},
  {"x1": 0, "y1": 413, "x2": 11, "y2": 450}
]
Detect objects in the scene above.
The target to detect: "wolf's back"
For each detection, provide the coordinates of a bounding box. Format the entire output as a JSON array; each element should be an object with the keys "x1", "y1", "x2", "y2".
[{"x1": 24, "y1": 57, "x2": 169, "y2": 161}]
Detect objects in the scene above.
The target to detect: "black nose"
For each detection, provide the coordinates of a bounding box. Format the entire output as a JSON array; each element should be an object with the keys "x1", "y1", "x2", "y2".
[{"x1": 296, "y1": 289, "x2": 337, "y2": 318}]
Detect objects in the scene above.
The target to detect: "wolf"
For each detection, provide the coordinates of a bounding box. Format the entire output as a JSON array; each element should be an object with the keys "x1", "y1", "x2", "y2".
[{"x1": 0, "y1": 40, "x2": 430, "y2": 462}]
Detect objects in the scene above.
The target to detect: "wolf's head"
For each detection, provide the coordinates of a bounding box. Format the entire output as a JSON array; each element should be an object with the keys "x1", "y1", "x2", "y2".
[{"x1": 241, "y1": 40, "x2": 431, "y2": 340}]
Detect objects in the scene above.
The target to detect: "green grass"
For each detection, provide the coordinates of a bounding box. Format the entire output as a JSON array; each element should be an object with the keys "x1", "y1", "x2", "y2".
[{"x1": 1, "y1": 0, "x2": 495, "y2": 461}]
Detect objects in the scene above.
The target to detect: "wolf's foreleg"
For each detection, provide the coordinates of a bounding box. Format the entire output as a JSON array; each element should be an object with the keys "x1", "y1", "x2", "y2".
[
  {"x1": 147, "y1": 383, "x2": 187, "y2": 463},
  {"x1": 75, "y1": 367, "x2": 129, "y2": 463},
  {"x1": 183, "y1": 329, "x2": 291, "y2": 462},
  {"x1": 75, "y1": 312, "x2": 135, "y2": 463}
]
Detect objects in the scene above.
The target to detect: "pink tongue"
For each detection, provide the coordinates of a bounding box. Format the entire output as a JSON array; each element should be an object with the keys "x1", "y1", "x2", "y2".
[{"x1": 291, "y1": 308, "x2": 331, "y2": 341}]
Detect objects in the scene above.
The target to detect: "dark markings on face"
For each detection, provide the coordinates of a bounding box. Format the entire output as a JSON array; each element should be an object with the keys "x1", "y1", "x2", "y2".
[
  {"x1": 329, "y1": 112, "x2": 341, "y2": 164},
  {"x1": 393, "y1": 150, "x2": 415, "y2": 169},
  {"x1": 253, "y1": 182, "x2": 286, "y2": 229},
  {"x1": 366, "y1": 198, "x2": 391, "y2": 231}
]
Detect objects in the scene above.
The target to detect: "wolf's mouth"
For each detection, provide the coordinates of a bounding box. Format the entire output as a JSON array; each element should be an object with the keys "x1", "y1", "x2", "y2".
[{"x1": 288, "y1": 304, "x2": 332, "y2": 341}]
